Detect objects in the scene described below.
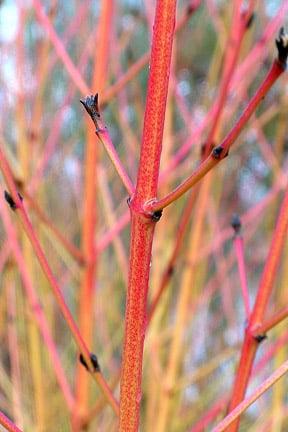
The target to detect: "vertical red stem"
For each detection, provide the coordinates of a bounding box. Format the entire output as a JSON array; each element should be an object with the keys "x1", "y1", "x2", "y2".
[{"x1": 119, "y1": 1, "x2": 177, "y2": 431}]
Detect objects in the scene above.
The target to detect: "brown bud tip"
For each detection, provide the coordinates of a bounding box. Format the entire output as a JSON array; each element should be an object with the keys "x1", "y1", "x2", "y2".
[
  {"x1": 276, "y1": 27, "x2": 288, "y2": 68},
  {"x1": 231, "y1": 214, "x2": 241, "y2": 234},
  {"x1": 80, "y1": 93, "x2": 101, "y2": 122}
]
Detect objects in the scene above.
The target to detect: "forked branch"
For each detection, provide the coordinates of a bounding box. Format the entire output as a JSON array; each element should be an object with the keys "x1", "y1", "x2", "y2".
[{"x1": 146, "y1": 28, "x2": 288, "y2": 214}]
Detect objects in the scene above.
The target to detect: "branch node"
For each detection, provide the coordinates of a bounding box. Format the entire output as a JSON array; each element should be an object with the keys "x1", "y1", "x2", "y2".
[
  {"x1": 95, "y1": 127, "x2": 107, "y2": 135},
  {"x1": 4, "y1": 190, "x2": 23, "y2": 211},
  {"x1": 79, "y1": 352, "x2": 101, "y2": 373},
  {"x1": 231, "y1": 214, "x2": 242, "y2": 235},
  {"x1": 186, "y1": 2, "x2": 198, "y2": 16},
  {"x1": 212, "y1": 145, "x2": 228, "y2": 160},
  {"x1": 167, "y1": 265, "x2": 175, "y2": 277},
  {"x1": 245, "y1": 12, "x2": 255, "y2": 30},
  {"x1": 254, "y1": 333, "x2": 267, "y2": 344},
  {"x1": 151, "y1": 209, "x2": 163, "y2": 222},
  {"x1": 276, "y1": 27, "x2": 288, "y2": 68},
  {"x1": 201, "y1": 141, "x2": 215, "y2": 158},
  {"x1": 80, "y1": 93, "x2": 104, "y2": 131}
]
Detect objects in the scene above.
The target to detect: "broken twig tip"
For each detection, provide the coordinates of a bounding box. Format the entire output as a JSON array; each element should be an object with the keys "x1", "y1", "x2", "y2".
[
  {"x1": 276, "y1": 27, "x2": 288, "y2": 68},
  {"x1": 80, "y1": 93, "x2": 101, "y2": 122}
]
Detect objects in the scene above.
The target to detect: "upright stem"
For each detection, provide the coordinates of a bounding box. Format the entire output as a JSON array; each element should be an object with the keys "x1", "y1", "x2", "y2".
[
  {"x1": 75, "y1": 0, "x2": 114, "y2": 426},
  {"x1": 119, "y1": 1, "x2": 177, "y2": 431}
]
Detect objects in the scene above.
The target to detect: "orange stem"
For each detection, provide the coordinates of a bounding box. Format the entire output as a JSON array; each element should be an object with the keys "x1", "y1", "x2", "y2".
[{"x1": 74, "y1": 0, "x2": 115, "y2": 427}]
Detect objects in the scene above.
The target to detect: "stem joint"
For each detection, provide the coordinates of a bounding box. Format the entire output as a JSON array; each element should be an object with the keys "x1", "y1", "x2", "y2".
[
  {"x1": 4, "y1": 190, "x2": 23, "y2": 211},
  {"x1": 212, "y1": 145, "x2": 229, "y2": 160},
  {"x1": 79, "y1": 352, "x2": 101, "y2": 373}
]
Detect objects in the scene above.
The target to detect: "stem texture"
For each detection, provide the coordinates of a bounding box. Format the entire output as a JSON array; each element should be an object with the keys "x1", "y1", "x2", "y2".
[{"x1": 119, "y1": 1, "x2": 177, "y2": 430}]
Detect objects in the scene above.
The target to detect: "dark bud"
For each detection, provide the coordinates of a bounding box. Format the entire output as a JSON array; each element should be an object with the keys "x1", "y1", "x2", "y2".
[
  {"x1": 245, "y1": 12, "x2": 255, "y2": 29},
  {"x1": 151, "y1": 209, "x2": 163, "y2": 222},
  {"x1": 28, "y1": 129, "x2": 37, "y2": 142},
  {"x1": 186, "y1": 0, "x2": 201, "y2": 16},
  {"x1": 79, "y1": 352, "x2": 100, "y2": 373},
  {"x1": 14, "y1": 178, "x2": 24, "y2": 190},
  {"x1": 231, "y1": 214, "x2": 241, "y2": 235},
  {"x1": 254, "y1": 334, "x2": 267, "y2": 344},
  {"x1": 276, "y1": 27, "x2": 288, "y2": 68},
  {"x1": 186, "y1": 3, "x2": 196, "y2": 16},
  {"x1": 127, "y1": 196, "x2": 131, "y2": 207},
  {"x1": 4, "y1": 190, "x2": 23, "y2": 211},
  {"x1": 80, "y1": 93, "x2": 101, "y2": 123},
  {"x1": 4, "y1": 191, "x2": 16, "y2": 209},
  {"x1": 212, "y1": 145, "x2": 226, "y2": 159},
  {"x1": 167, "y1": 265, "x2": 174, "y2": 277},
  {"x1": 126, "y1": 46, "x2": 134, "y2": 63}
]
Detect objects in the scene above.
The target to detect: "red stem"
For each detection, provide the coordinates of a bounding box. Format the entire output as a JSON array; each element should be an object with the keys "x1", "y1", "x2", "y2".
[
  {"x1": 146, "y1": 59, "x2": 285, "y2": 213},
  {"x1": 22, "y1": 190, "x2": 84, "y2": 265},
  {"x1": 253, "y1": 305, "x2": 288, "y2": 335},
  {"x1": 147, "y1": 188, "x2": 198, "y2": 325},
  {"x1": 0, "y1": 146, "x2": 89, "y2": 357},
  {"x1": 32, "y1": 0, "x2": 90, "y2": 95},
  {"x1": 96, "y1": 127, "x2": 135, "y2": 195},
  {"x1": 94, "y1": 51, "x2": 284, "y2": 258},
  {"x1": 227, "y1": 181, "x2": 288, "y2": 431},
  {"x1": 0, "y1": 145, "x2": 118, "y2": 414},
  {"x1": 119, "y1": 1, "x2": 176, "y2": 430},
  {"x1": 190, "y1": 397, "x2": 228, "y2": 432},
  {"x1": 102, "y1": 1, "x2": 201, "y2": 105},
  {"x1": 0, "y1": 197, "x2": 75, "y2": 410},
  {"x1": 203, "y1": 0, "x2": 246, "y2": 156},
  {"x1": 0, "y1": 411, "x2": 22, "y2": 432},
  {"x1": 214, "y1": 358, "x2": 288, "y2": 432}
]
